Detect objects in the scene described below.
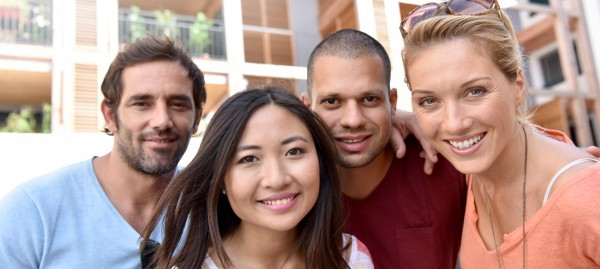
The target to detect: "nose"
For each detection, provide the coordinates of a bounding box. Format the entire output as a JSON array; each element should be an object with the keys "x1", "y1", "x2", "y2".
[
  {"x1": 339, "y1": 100, "x2": 366, "y2": 129},
  {"x1": 149, "y1": 103, "x2": 174, "y2": 131},
  {"x1": 260, "y1": 157, "x2": 292, "y2": 190},
  {"x1": 442, "y1": 101, "x2": 472, "y2": 134}
]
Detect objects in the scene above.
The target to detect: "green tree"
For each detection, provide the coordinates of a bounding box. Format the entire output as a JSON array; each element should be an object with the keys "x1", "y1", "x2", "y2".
[
  {"x1": 154, "y1": 9, "x2": 177, "y2": 37},
  {"x1": 189, "y1": 12, "x2": 213, "y2": 54},
  {"x1": 128, "y1": 5, "x2": 146, "y2": 42},
  {"x1": 0, "y1": 104, "x2": 51, "y2": 133}
]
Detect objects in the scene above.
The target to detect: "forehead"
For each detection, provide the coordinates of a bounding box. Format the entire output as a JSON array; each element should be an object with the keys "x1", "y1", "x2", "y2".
[
  {"x1": 239, "y1": 105, "x2": 313, "y2": 143},
  {"x1": 311, "y1": 55, "x2": 387, "y2": 97},
  {"x1": 121, "y1": 60, "x2": 193, "y2": 97},
  {"x1": 409, "y1": 39, "x2": 498, "y2": 88}
]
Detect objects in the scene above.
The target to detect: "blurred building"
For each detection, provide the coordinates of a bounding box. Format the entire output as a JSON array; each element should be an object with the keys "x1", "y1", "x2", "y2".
[{"x1": 1, "y1": 0, "x2": 599, "y2": 146}]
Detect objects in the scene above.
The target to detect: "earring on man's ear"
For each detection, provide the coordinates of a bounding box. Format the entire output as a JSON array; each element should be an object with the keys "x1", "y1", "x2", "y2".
[{"x1": 222, "y1": 189, "x2": 226, "y2": 195}]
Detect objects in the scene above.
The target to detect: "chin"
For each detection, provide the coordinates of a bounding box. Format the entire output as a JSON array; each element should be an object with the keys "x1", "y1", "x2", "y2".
[
  {"x1": 440, "y1": 154, "x2": 484, "y2": 175},
  {"x1": 453, "y1": 161, "x2": 489, "y2": 175}
]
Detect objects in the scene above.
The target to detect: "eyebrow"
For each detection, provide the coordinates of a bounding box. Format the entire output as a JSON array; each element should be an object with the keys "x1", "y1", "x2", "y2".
[
  {"x1": 236, "y1": 136, "x2": 309, "y2": 152},
  {"x1": 317, "y1": 88, "x2": 386, "y2": 99},
  {"x1": 126, "y1": 94, "x2": 193, "y2": 103},
  {"x1": 411, "y1": 77, "x2": 491, "y2": 95},
  {"x1": 282, "y1": 136, "x2": 309, "y2": 145},
  {"x1": 127, "y1": 94, "x2": 153, "y2": 102},
  {"x1": 460, "y1": 77, "x2": 491, "y2": 88}
]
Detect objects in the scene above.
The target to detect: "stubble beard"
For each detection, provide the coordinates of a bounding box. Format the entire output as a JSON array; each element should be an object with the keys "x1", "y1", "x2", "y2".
[
  {"x1": 338, "y1": 142, "x2": 386, "y2": 168},
  {"x1": 335, "y1": 127, "x2": 388, "y2": 169},
  {"x1": 118, "y1": 137, "x2": 187, "y2": 176},
  {"x1": 115, "y1": 122, "x2": 190, "y2": 176}
]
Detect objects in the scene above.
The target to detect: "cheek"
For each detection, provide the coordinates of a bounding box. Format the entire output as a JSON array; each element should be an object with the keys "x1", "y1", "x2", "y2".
[
  {"x1": 315, "y1": 110, "x2": 337, "y2": 128},
  {"x1": 224, "y1": 171, "x2": 249, "y2": 206},
  {"x1": 372, "y1": 108, "x2": 393, "y2": 132},
  {"x1": 414, "y1": 111, "x2": 438, "y2": 139},
  {"x1": 175, "y1": 113, "x2": 198, "y2": 130},
  {"x1": 296, "y1": 157, "x2": 321, "y2": 201}
]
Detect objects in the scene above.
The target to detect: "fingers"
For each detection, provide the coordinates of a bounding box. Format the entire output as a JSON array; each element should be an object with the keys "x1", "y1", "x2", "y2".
[
  {"x1": 419, "y1": 150, "x2": 437, "y2": 175},
  {"x1": 424, "y1": 159, "x2": 434, "y2": 175},
  {"x1": 421, "y1": 141, "x2": 438, "y2": 165},
  {"x1": 391, "y1": 127, "x2": 407, "y2": 158},
  {"x1": 585, "y1": 146, "x2": 600, "y2": 158},
  {"x1": 393, "y1": 110, "x2": 415, "y2": 139}
]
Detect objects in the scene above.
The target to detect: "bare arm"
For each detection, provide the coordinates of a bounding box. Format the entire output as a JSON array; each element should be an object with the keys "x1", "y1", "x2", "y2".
[{"x1": 391, "y1": 110, "x2": 438, "y2": 175}]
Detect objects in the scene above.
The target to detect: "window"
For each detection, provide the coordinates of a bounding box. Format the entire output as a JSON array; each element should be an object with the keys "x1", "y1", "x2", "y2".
[
  {"x1": 540, "y1": 42, "x2": 582, "y2": 88},
  {"x1": 530, "y1": 0, "x2": 549, "y2": 4},
  {"x1": 529, "y1": 0, "x2": 549, "y2": 16}
]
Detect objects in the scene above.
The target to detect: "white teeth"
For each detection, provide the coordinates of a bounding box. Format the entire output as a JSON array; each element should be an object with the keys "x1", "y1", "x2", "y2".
[
  {"x1": 449, "y1": 135, "x2": 482, "y2": 150},
  {"x1": 262, "y1": 197, "x2": 293, "y2": 205},
  {"x1": 342, "y1": 138, "x2": 364, "y2": 143}
]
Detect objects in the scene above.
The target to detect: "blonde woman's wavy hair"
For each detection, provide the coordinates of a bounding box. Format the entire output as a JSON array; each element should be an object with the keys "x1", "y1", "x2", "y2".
[{"x1": 402, "y1": 12, "x2": 530, "y2": 125}]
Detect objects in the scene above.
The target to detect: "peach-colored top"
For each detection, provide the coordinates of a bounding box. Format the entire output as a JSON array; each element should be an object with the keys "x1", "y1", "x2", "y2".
[{"x1": 459, "y1": 162, "x2": 600, "y2": 268}]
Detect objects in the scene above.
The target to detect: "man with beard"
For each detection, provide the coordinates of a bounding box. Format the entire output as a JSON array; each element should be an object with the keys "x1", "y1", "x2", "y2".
[
  {"x1": 302, "y1": 29, "x2": 466, "y2": 269},
  {"x1": 0, "y1": 35, "x2": 205, "y2": 268}
]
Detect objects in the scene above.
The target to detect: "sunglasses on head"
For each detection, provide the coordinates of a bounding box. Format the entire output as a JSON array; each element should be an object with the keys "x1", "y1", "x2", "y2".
[{"x1": 400, "y1": 0, "x2": 501, "y2": 38}]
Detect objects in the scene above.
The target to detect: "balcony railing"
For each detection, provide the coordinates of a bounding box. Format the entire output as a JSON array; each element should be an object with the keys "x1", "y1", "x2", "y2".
[
  {"x1": 118, "y1": 8, "x2": 226, "y2": 60},
  {"x1": 0, "y1": 0, "x2": 52, "y2": 45}
]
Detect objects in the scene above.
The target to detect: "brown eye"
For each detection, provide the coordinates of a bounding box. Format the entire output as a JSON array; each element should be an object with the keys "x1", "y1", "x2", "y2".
[
  {"x1": 364, "y1": 96, "x2": 376, "y2": 102},
  {"x1": 286, "y1": 148, "x2": 305, "y2": 156},
  {"x1": 239, "y1": 156, "x2": 258, "y2": 163},
  {"x1": 324, "y1": 98, "x2": 337, "y2": 105}
]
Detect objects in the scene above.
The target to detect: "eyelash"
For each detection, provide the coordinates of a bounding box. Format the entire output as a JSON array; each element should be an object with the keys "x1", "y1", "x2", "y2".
[
  {"x1": 238, "y1": 156, "x2": 257, "y2": 164},
  {"x1": 418, "y1": 97, "x2": 437, "y2": 106},
  {"x1": 236, "y1": 147, "x2": 306, "y2": 164},
  {"x1": 416, "y1": 86, "x2": 489, "y2": 107},
  {"x1": 467, "y1": 87, "x2": 487, "y2": 96},
  {"x1": 286, "y1": 147, "x2": 306, "y2": 156}
]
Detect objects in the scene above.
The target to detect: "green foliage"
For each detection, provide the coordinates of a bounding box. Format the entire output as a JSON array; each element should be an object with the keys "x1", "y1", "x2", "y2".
[
  {"x1": 126, "y1": 6, "x2": 213, "y2": 56},
  {"x1": 128, "y1": 5, "x2": 146, "y2": 41},
  {"x1": 41, "y1": 103, "x2": 51, "y2": 133},
  {"x1": 0, "y1": 103, "x2": 51, "y2": 133},
  {"x1": 190, "y1": 12, "x2": 213, "y2": 54},
  {"x1": 154, "y1": 8, "x2": 178, "y2": 37}
]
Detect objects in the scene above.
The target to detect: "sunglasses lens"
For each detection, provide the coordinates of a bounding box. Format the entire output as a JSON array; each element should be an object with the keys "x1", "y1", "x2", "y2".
[
  {"x1": 403, "y1": 4, "x2": 439, "y2": 33},
  {"x1": 449, "y1": 0, "x2": 493, "y2": 15}
]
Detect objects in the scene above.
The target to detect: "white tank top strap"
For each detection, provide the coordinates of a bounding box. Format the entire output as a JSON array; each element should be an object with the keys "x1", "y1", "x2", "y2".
[{"x1": 543, "y1": 158, "x2": 600, "y2": 205}]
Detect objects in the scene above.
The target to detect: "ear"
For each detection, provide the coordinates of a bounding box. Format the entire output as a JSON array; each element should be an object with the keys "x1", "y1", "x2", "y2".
[
  {"x1": 301, "y1": 92, "x2": 312, "y2": 109},
  {"x1": 514, "y1": 69, "x2": 527, "y2": 106},
  {"x1": 389, "y1": 88, "x2": 398, "y2": 115},
  {"x1": 101, "y1": 100, "x2": 117, "y2": 133},
  {"x1": 192, "y1": 108, "x2": 203, "y2": 134}
]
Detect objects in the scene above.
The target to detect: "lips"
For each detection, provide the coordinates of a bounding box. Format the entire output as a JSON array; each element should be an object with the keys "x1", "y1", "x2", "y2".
[
  {"x1": 145, "y1": 137, "x2": 176, "y2": 143},
  {"x1": 259, "y1": 195, "x2": 297, "y2": 205},
  {"x1": 446, "y1": 133, "x2": 485, "y2": 150},
  {"x1": 143, "y1": 135, "x2": 178, "y2": 150},
  {"x1": 258, "y1": 193, "x2": 299, "y2": 211},
  {"x1": 334, "y1": 133, "x2": 370, "y2": 152},
  {"x1": 338, "y1": 137, "x2": 366, "y2": 143}
]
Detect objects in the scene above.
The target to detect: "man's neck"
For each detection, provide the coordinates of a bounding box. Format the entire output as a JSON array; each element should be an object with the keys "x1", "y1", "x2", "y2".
[
  {"x1": 340, "y1": 147, "x2": 394, "y2": 200},
  {"x1": 92, "y1": 152, "x2": 171, "y2": 234}
]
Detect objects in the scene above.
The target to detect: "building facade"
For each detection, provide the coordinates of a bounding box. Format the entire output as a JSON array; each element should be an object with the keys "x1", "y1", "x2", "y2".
[{"x1": 1, "y1": 0, "x2": 599, "y2": 146}]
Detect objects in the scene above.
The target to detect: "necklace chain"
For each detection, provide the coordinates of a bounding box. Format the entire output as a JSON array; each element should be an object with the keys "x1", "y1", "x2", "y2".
[{"x1": 481, "y1": 125, "x2": 527, "y2": 269}]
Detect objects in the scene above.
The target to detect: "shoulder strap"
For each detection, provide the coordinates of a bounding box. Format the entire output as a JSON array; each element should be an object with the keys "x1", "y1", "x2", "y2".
[{"x1": 543, "y1": 158, "x2": 600, "y2": 205}]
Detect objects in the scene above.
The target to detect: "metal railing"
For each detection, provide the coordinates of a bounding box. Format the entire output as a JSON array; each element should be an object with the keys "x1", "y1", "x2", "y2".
[
  {"x1": 118, "y1": 8, "x2": 226, "y2": 59},
  {"x1": 0, "y1": 0, "x2": 52, "y2": 45}
]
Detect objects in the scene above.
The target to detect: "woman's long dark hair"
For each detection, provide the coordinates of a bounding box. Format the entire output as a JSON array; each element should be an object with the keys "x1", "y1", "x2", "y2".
[{"x1": 141, "y1": 85, "x2": 348, "y2": 268}]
